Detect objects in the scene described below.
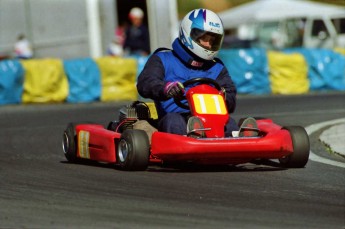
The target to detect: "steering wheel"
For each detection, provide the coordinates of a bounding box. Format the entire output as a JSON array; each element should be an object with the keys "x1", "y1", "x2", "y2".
[{"x1": 175, "y1": 77, "x2": 222, "y2": 109}]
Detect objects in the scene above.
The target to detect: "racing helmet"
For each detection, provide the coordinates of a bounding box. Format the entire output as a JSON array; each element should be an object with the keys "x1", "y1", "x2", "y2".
[{"x1": 179, "y1": 9, "x2": 224, "y2": 61}]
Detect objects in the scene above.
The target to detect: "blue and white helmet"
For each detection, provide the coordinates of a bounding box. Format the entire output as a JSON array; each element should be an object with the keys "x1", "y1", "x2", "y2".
[{"x1": 179, "y1": 9, "x2": 224, "y2": 60}]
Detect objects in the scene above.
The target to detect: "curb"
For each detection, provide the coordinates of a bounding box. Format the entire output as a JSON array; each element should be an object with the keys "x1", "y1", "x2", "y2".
[{"x1": 319, "y1": 123, "x2": 345, "y2": 157}]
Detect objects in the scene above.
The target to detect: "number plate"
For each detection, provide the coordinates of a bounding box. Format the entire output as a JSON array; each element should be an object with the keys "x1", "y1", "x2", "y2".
[{"x1": 192, "y1": 94, "x2": 227, "y2": 115}]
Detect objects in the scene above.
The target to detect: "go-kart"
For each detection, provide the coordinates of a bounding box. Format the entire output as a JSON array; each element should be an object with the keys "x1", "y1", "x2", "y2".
[{"x1": 62, "y1": 78, "x2": 310, "y2": 171}]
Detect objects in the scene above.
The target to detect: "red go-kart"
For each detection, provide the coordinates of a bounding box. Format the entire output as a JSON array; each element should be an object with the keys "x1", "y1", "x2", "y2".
[{"x1": 62, "y1": 78, "x2": 310, "y2": 171}]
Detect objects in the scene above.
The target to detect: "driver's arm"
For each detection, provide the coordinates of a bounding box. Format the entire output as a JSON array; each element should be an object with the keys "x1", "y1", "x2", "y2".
[
  {"x1": 137, "y1": 55, "x2": 169, "y2": 101},
  {"x1": 216, "y1": 67, "x2": 237, "y2": 113}
]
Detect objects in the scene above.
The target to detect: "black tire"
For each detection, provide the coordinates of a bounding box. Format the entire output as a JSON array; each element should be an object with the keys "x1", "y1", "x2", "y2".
[
  {"x1": 116, "y1": 129, "x2": 150, "y2": 171},
  {"x1": 279, "y1": 126, "x2": 310, "y2": 168},
  {"x1": 62, "y1": 123, "x2": 78, "y2": 163}
]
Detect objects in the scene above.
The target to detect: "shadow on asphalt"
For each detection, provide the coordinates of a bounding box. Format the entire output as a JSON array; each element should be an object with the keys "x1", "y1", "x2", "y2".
[{"x1": 60, "y1": 159, "x2": 288, "y2": 173}]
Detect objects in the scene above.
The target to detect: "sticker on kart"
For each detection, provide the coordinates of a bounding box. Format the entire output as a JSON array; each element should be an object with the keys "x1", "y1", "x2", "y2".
[
  {"x1": 78, "y1": 130, "x2": 90, "y2": 159},
  {"x1": 192, "y1": 94, "x2": 227, "y2": 115}
]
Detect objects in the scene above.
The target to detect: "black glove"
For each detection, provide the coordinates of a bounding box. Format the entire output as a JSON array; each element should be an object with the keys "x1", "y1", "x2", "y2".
[{"x1": 164, "y1": 81, "x2": 185, "y2": 98}]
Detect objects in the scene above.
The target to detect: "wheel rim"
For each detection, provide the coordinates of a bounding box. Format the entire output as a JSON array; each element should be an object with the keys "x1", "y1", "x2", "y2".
[
  {"x1": 118, "y1": 139, "x2": 129, "y2": 162},
  {"x1": 62, "y1": 132, "x2": 69, "y2": 154}
]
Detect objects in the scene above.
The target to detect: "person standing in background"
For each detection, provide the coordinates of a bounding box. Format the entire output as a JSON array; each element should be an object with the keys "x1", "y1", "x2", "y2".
[
  {"x1": 14, "y1": 34, "x2": 33, "y2": 59},
  {"x1": 123, "y1": 7, "x2": 150, "y2": 56},
  {"x1": 115, "y1": 21, "x2": 127, "y2": 46}
]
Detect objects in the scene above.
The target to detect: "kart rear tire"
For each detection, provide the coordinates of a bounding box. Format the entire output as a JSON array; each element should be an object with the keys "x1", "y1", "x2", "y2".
[
  {"x1": 279, "y1": 126, "x2": 310, "y2": 168},
  {"x1": 117, "y1": 129, "x2": 150, "y2": 171},
  {"x1": 62, "y1": 123, "x2": 78, "y2": 163}
]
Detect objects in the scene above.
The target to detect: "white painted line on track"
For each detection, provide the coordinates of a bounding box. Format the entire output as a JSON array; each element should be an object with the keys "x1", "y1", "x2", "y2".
[{"x1": 305, "y1": 118, "x2": 345, "y2": 169}]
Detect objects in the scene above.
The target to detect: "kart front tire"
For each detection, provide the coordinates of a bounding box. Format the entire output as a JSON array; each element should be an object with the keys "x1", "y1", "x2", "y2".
[
  {"x1": 117, "y1": 129, "x2": 150, "y2": 171},
  {"x1": 62, "y1": 123, "x2": 78, "y2": 163},
  {"x1": 279, "y1": 126, "x2": 310, "y2": 168}
]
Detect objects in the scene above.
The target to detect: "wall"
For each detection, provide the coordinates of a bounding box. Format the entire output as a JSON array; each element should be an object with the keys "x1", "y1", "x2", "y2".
[{"x1": 0, "y1": 0, "x2": 116, "y2": 59}]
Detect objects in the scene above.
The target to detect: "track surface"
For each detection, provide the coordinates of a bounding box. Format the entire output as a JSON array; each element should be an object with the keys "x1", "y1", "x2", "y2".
[{"x1": 1, "y1": 93, "x2": 344, "y2": 228}]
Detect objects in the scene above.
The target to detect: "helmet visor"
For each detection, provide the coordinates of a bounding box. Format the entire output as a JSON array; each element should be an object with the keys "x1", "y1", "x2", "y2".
[{"x1": 191, "y1": 28, "x2": 223, "y2": 51}]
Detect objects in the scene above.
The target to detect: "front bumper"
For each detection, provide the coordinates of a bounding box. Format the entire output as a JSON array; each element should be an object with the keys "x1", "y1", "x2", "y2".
[{"x1": 151, "y1": 128, "x2": 293, "y2": 163}]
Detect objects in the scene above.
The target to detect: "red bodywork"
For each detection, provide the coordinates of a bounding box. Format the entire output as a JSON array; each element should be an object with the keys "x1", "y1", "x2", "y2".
[
  {"x1": 151, "y1": 120, "x2": 293, "y2": 164},
  {"x1": 74, "y1": 85, "x2": 295, "y2": 165},
  {"x1": 75, "y1": 124, "x2": 120, "y2": 163}
]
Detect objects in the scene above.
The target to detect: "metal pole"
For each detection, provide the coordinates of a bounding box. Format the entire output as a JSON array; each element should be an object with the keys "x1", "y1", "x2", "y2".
[
  {"x1": 24, "y1": 0, "x2": 33, "y2": 47},
  {"x1": 86, "y1": 0, "x2": 102, "y2": 57},
  {"x1": 146, "y1": 0, "x2": 179, "y2": 51}
]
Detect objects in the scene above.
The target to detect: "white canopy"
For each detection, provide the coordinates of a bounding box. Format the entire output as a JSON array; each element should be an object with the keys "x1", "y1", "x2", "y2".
[{"x1": 218, "y1": 0, "x2": 345, "y2": 29}]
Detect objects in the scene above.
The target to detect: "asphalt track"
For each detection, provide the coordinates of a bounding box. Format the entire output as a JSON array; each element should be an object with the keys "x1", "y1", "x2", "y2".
[{"x1": 0, "y1": 92, "x2": 344, "y2": 228}]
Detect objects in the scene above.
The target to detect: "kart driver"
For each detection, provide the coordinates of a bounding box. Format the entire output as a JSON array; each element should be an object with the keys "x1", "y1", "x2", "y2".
[{"x1": 137, "y1": 8, "x2": 257, "y2": 137}]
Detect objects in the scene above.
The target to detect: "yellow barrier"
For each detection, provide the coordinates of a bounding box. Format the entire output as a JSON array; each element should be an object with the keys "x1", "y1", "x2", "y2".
[
  {"x1": 267, "y1": 51, "x2": 309, "y2": 94},
  {"x1": 334, "y1": 47, "x2": 345, "y2": 56},
  {"x1": 21, "y1": 59, "x2": 68, "y2": 103},
  {"x1": 96, "y1": 57, "x2": 138, "y2": 101}
]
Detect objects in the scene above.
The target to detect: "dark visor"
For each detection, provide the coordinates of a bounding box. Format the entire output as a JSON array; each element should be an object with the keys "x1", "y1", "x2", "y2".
[{"x1": 191, "y1": 28, "x2": 223, "y2": 51}]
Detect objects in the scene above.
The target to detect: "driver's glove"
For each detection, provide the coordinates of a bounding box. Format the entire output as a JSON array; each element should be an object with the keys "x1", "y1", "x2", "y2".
[{"x1": 164, "y1": 81, "x2": 185, "y2": 99}]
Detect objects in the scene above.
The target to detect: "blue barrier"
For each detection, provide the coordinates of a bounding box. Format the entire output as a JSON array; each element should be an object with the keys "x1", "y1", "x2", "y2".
[
  {"x1": 0, "y1": 59, "x2": 24, "y2": 104},
  {"x1": 218, "y1": 48, "x2": 271, "y2": 94},
  {"x1": 1, "y1": 50, "x2": 344, "y2": 105},
  {"x1": 63, "y1": 58, "x2": 101, "y2": 103},
  {"x1": 136, "y1": 56, "x2": 149, "y2": 78},
  {"x1": 285, "y1": 48, "x2": 345, "y2": 91},
  {"x1": 128, "y1": 55, "x2": 150, "y2": 79}
]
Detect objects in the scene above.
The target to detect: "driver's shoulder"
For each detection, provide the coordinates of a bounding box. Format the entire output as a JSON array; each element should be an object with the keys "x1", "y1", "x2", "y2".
[
  {"x1": 153, "y1": 47, "x2": 172, "y2": 54},
  {"x1": 145, "y1": 48, "x2": 173, "y2": 67},
  {"x1": 152, "y1": 47, "x2": 174, "y2": 61}
]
